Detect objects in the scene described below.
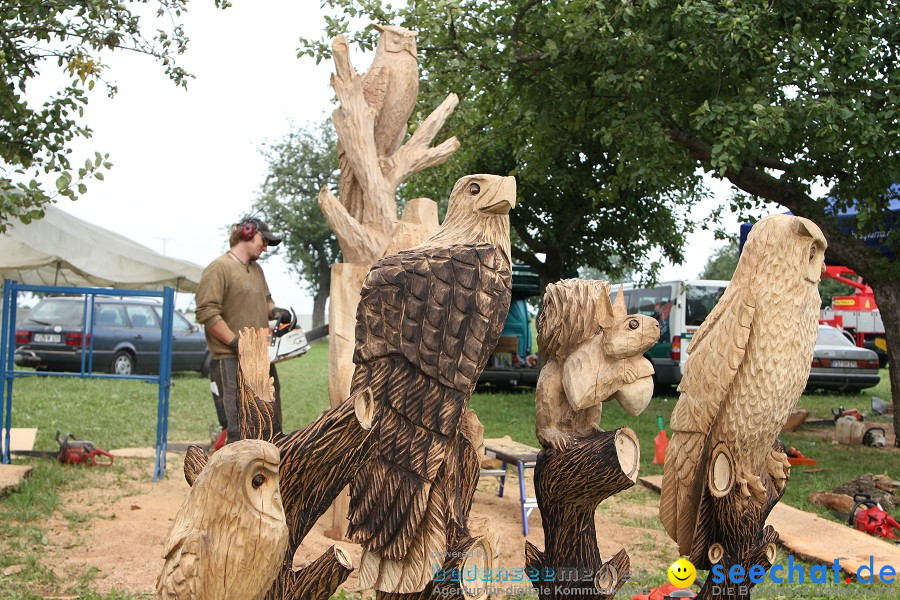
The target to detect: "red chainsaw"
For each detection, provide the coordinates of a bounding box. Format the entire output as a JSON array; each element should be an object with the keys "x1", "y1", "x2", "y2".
[
  {"x1": 12, "y1": 430, "x2": 114, "y2": 467},
  {"x1": 848, "y1": 494, "x2": 900, "y2": 540}
]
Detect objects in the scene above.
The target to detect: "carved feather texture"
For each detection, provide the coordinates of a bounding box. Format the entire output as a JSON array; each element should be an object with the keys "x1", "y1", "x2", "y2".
[
  {"x1": 354, "y1": 244, "x2": 511, "y2": 393},
  {"x1": 659, "y1": 214, "x2": 825, "y2": 558}
]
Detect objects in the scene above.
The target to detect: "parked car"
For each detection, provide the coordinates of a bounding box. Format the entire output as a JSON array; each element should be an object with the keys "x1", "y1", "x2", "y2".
[
  {"x1": 806, "y1": 324, "x2": 881, "y2": 392},
  {"x1": 14, "y1": 296, "x2": 210, "y2": 376}
]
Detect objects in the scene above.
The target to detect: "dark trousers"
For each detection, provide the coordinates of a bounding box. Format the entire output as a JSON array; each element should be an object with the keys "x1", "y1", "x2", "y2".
[{"x1": 210, "y1": 357, "x2": 282, "y2": 444}]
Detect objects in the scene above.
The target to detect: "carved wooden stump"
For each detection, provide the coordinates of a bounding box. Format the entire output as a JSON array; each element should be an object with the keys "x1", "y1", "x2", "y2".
[
  {"x1": 691, "y1": 442, "x2": 784, "y2": 600},
  {"x1": 526, "y1": 428, "x2": 640, "y2": 600}
]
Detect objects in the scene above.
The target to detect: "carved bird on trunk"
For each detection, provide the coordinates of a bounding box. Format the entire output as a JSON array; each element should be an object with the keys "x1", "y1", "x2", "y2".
[
  {"x1": 347, "y1": 174, "x2": 515, "y2": 593},
  {"x1": 659, "y1": 214, "x2": 826, "y2": 568}
]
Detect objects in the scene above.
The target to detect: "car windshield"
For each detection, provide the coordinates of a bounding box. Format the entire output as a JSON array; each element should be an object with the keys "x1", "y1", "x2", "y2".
[
  {"x1": 818, "y1": 327, "x2": 855, "y2": 347},
  {"x1": 26, "y1": 299, "x2": 85, "y2": 326},
  {"x1": 685, "y1": 285, "x2": 728, "y2": 327}
]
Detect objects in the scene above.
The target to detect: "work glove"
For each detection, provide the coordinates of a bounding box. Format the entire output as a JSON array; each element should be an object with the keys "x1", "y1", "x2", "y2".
[
  {"x1": 228, "y1": 336, "x2": 239, "y2": 354},
  {"x1": 272, "y1": 307, "x2": 294, "y2": 338}
]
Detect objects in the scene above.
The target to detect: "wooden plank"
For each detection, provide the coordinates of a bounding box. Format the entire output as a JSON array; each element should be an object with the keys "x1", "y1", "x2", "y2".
[
  {"x1": 484, "y1": 436, "x2": 540, "y2": 464},
  {"x1": 640, "y1": 475, "x2": 900, "y2": 583},
  {"x1": 9, "y1": 428, "x2": 38, "y2": 451},
  {"x1": 0, "y1": 464, "x2": 33, "y2": 495}
]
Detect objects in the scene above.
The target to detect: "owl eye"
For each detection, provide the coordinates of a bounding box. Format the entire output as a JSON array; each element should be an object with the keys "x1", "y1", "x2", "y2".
[
  {"x1": 468, "y1": 182, "x2": 480, "y2": 195},
  {"x1": 809, "y1": 245, "x2": 816, "y2": 262},
  {"x1": 628, "y1": 319, "x2": 639, "y2": 330},
  {"x1": 252, "y1": 473, "x2": 266, "y2": 489}
]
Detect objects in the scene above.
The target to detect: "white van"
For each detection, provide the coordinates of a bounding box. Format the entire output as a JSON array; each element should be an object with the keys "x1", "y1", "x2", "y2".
[{"x1": 609, "y1": 279, "x2": 730, "y2": 386}]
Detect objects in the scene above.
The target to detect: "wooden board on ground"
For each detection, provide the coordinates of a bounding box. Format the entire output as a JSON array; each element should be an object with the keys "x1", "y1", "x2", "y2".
[
  {"x1": 640, "y1": 475, "x2": 900, "y2": 583},
  {"x1": 0, "y1": 464, "x2": 33, "y2": 494}
]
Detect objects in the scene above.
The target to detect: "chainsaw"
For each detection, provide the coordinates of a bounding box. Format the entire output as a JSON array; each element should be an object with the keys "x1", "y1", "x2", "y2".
[
  {"x1": 847, "y1": 494, "x2": 899, "y2": 541},
  {"x1": 268, "y1": 308, "x2": 329, "y2": 364},
  {"x1": 12, "y1": 430, "x2": 114, "y2": 467}
]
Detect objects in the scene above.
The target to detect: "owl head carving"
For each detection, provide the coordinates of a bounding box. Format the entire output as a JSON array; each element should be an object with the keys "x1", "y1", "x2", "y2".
[{"x1": 374, "y1": 24, "x2": 417, "y2": 56}]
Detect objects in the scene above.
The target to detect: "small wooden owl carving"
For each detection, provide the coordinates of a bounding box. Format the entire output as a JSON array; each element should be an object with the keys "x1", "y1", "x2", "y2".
[
  {"x1": 363, "y1": 24, "x2": 419, "y2": 157},
  {"x1": 535, "y1": 279, "x2": 660, "y2": 451},
  {"x1": 157, "y1": 439, "x2": 289, "y2": 600}
]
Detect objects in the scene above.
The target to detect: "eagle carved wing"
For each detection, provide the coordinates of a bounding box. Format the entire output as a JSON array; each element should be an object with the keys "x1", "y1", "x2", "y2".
[{"x1": 354, "y1": 243, "x2": 512, "y2": 393}]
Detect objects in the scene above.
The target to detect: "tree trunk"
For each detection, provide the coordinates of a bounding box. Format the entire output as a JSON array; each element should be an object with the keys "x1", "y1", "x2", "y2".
[
  {"x1": 312, "y1": 266, "x2": 330, "y2": 329},
  {"x1": 872, "y1": 279, "x2": 900, "y2": 447},
  {"x1": 525, "y1": 428, "x2": 639, "y2": 600}
]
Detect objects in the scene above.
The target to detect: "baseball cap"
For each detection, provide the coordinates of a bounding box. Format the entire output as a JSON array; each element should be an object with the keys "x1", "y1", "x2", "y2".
[{"x1": 249, "y1": 218, "x2": 282, "y2": 246}]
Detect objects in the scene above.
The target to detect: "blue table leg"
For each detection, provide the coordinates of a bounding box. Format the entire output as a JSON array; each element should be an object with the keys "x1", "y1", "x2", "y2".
[{"x1": 518, "y1": 460, "x2": 529, "y2": 536}]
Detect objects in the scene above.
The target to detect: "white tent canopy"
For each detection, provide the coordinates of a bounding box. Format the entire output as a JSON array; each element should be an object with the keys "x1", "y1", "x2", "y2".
[{"x1": 0, "y1": 205, "x2": 203, "y2": 292}]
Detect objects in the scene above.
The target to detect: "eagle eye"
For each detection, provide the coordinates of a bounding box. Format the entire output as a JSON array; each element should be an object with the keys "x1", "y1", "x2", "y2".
[
  {"x1": 628, "y1": 319, "x2": 639, "y2": 330},
  {"x1": 252, "y1": 473, "x2": 266, "y2": 489},
  {"x1": 468, "y1": 182, "x2": 480, "y2": 195}
]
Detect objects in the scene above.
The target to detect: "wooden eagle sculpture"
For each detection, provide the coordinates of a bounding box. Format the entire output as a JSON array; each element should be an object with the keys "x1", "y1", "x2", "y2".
[
  {"x1": 535, "y1": 279, "x2": 659, "y2": 451},
  {"x1": 659, "y1": 214, "x2": 826, "y2": 585},
  {"x1": 157, "y1": 439, "x2": 288, "y2": 600},
  {"x1": 347, "y1": 174, "x2": 515, "y2": 593}
]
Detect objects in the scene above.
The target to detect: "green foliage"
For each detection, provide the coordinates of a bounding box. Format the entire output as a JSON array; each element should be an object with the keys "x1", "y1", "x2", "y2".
[
  {"x1": 302, "y1": 2, "x2": 705, "y2": 287},
  {"x1": 253, "y1": 121, "x2": 341, "y2": 327},
  {"x1": 0, "y1": 0, "x2": 230, "y2": 232},
  {"x1": 700, "y1": 239, "x2": 739, "y2": 281},
  {"x1": 301, "y1": 0, "x2": 898, "y2": 284}
]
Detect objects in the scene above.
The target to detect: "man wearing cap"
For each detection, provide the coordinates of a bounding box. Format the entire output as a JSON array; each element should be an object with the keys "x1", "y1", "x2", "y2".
[{"x1": 196, "y1": 217, "x2": 292, "y2": 445}]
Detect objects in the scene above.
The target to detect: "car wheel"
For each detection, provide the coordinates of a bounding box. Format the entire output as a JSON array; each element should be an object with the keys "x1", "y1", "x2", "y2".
[
  {"x1": 200, "y1": 352, "x2": 211, "y2": 378},
  {"x1": 111, "y1": 351, "x2": 135, "y2": 376}
]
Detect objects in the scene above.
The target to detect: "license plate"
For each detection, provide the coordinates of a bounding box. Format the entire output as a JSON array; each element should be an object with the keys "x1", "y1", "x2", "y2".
[
  {"x1": 832, "y1": 360, "x2": 856, "y2": 368},
  {"x1": 33, "y1": 333, "x2": 61, "y2": 343}
]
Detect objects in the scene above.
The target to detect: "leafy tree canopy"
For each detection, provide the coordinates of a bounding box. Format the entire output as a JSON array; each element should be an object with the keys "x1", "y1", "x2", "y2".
[
  {"x1": 302, "y1": 1, "x2": 710, "y2": 288},
  {"x1": 253, "y1": 121, "x2": 340, "y2": 328},
  {"x1": 302, "y1": 0, "x2": 897, "y2": 279},
  {"x1": 0, "y1": 0, "x2": 230, "y2": 231},
  {"x1": 302, "y1": 0, "x2": 900, "y2": 433}
]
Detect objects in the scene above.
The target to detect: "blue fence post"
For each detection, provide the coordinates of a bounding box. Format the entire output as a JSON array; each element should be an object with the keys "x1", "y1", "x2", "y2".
[
  {"x1": 153, "y1": 286, "x2": 175, "y2": 482},
  {"x1": 0, "y1": 279, "x2": 11, "y2": 464}
]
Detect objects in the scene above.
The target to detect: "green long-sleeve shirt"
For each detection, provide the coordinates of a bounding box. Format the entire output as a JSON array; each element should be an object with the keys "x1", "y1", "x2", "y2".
[{"x1": 195, "y1": 254, "x2": 272, "y2": 358}]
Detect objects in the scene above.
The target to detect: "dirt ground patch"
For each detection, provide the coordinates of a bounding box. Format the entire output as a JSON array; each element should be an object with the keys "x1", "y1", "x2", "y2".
[{"x1": 38, "y1": 449, "x2": 676, "y2": 597}]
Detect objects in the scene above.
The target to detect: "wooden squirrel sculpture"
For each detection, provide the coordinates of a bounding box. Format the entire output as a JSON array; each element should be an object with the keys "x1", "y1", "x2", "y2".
[{"x1": 535, "y1": 280, "x2": 660, "y2": 451}]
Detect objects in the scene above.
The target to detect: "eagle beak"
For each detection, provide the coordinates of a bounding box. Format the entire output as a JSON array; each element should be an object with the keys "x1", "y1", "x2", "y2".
[{"x1": 479, "y1": 176, "x2": 516, "y2": 215}]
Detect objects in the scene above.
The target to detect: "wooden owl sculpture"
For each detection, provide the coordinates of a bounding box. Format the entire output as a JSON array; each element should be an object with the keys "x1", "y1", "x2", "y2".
[
  {"x1": 157, "y1": 439, "x2": 289, "y2": 600},
  {"x1": 659, "y1": 214, "x2": 826, "y2": 569},
  {"x1": 364, "y1": 24, "x2": 420, "y2": 157},
  {"x1": 535, "y1": 279, "x2": 659, "y2": 451},
  {"x1": 348, "y1": 174, "x2": 515, "y2": 593}
]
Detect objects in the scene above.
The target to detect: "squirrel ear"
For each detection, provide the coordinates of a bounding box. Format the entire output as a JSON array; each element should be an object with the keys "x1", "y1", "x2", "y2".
[
  {"x1": 597, "y1": 285, "x2": 615, "y2": 329},
  {"x1": 612, "y1": 285, "x2": 627, "y2": 319}
]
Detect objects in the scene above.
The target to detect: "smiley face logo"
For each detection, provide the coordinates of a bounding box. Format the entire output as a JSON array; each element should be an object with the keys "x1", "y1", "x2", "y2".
[{"x1": 667, "y1": 558, "x2": 696, "y2": 588}]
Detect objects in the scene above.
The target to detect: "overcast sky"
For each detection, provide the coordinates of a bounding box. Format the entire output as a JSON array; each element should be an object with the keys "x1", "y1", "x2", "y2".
[{"x1": 37, "y1": 0, "x2": 747, "y2": 315}]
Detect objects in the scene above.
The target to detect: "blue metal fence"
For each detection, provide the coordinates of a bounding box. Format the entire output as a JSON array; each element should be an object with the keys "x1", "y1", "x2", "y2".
[{"x1": 0, "y1": 279, "x2": 175, "y2": 481}]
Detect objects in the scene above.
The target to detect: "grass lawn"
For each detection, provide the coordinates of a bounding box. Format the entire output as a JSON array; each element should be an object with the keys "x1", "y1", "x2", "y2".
[{"x1": 1, "y1": 340, "x2": 895, "y2": 599}]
